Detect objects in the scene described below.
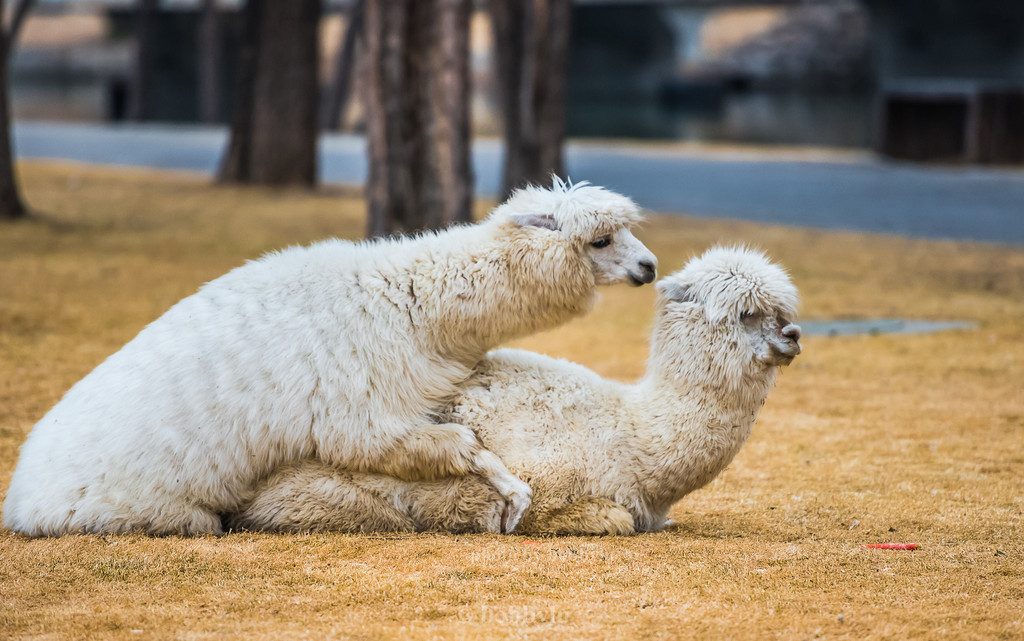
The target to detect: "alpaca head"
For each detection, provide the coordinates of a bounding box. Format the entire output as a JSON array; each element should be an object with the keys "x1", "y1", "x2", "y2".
[
  {"x1": 490, "y1": 178, "x2": 657, "y2": 287},
  {"x1": 650, "y1": 246, "x2": 801, "y2": 394}
]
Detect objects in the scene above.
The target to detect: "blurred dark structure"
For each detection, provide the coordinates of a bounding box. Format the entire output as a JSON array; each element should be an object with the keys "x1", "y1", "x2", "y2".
[
  {"x1": 862, "y1": 0, "x2": 1024, "y2": 164},
  {"x1": 565, "y1": 0, "x2": 872, "y2": 143},
  {"x1": 107, "y1": 6, "x2": 243, "y2": 122},
  {"x1": 875, "y1": 82, "x2": 1024, "y2": 164},
  {"x1": 197, "y1": 0, "x2": 223, "y2": 124},
  {"x1": 569, "y1": 5, "x2": 677, "y2": 102}
]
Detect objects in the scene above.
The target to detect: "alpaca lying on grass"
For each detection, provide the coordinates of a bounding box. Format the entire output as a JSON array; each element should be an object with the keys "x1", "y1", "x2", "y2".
[
  {"x1": 228, "y1": 246, "x2": 801, "y2": 535},
  {"x1": 4, "y1": 180, "x2": 657, "y2": 537}
]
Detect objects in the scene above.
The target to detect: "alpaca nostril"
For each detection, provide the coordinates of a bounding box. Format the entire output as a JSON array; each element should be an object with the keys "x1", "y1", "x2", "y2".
[
  {"x1": 638, "y1": 260, "x2": 657, "y2": 282},
  {"x1": 782, "y1": 324, "x2": 802, "y2": 342}
]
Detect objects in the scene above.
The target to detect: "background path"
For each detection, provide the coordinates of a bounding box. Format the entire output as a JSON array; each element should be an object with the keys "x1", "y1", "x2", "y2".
[{"x1": 14, "y1": 121, "x2": 1024, "y2": 245}]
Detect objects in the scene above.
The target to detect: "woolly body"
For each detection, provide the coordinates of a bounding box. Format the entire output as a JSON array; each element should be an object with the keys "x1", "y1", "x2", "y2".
[
  {"x1": 229, "y1": 246, "x2": 801, "y2": 536},
  {"x1": 4, "y1": 182, "x2": 653, "y2": 536}
]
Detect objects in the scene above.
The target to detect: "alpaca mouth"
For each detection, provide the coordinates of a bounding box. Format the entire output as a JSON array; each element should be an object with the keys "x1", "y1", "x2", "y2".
[
  {"x1": 760, "y1": 352, "x2": 796, "y2": 367},
  {"x1": 627, "y1": 269, "x2": 655, "y2": 287},
  {"x1": 765, "y1": 340, "x2": 800, "y2": 366}
]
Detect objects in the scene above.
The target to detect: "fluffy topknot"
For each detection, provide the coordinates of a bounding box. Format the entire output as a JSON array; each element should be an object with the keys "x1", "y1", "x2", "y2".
[
  {"x1": 657, "y1": 246, "x2": 799, "y2": 325},
  {"x1": 488, "y1": 177, "x2": 644, "y2": 241}
]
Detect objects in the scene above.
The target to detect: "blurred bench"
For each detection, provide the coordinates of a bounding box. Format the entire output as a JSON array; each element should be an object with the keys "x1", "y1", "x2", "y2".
[{"x1": 876, "y1": 79, "x2": 1024, "y2": 164}]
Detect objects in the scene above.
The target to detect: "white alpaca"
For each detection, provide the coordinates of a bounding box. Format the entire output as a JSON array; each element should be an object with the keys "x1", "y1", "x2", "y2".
[
  {"x1": 227, "y1": 246, "x2": 801, "y2": 536},
  {"x1": 4, "y1": 180, "x2": 657, "y2": 537}
]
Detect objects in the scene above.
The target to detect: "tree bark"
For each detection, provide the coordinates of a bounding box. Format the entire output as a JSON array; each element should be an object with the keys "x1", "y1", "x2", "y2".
[
  {"x1": 490, "y1": 0, "x2": 524, "y2": 198},
  {"x1": 3, "y1": 0, "x2": 33, "y2": 58},
  {"x1": 0, "y1": 48, "x2": 25, "y2": 219},
  {"x1": 249, "y1": 0, "x2": 320, "y2": 186},
  {"x1": 217, "y1": 0, "x2": 261, "y2": 183},
  {"x1": 432, "y1": 0, "x2": 473, "y2": 229},
  {"x1": 363, "y1": 0, "x2": 473, "y2": 237},
  {"x1": 0, "y1": 0, "x2": 35, "y2": 220},
  {"x1": 490, "y1": 0, "x2": 572, "y2": 199},
  {"x1": 321, "y1": 0, "x2": 364, "y2": 131},
  {"x1": 197, "y1": 0, "x2": 222, "y2": 124},
  {"x1": 364, "y1": 0, "x2": 412, "y2": 236},
  {"x1": 218, "y1": 0, "x2": 320, "y2": 187}
]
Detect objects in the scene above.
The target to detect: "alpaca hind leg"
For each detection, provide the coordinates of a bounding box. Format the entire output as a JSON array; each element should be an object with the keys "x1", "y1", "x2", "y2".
[{"x1": 226, "y1": 463, "x2": 415, "y2": 534}]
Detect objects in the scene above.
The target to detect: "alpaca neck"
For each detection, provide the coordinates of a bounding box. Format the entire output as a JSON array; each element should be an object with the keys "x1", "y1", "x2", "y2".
[
  {"x1": 422, "y1": 220, "x2": 596, "y2": 362},
  {"x1": 632, "y1": 348, "x2": 776, "y2": 515}
]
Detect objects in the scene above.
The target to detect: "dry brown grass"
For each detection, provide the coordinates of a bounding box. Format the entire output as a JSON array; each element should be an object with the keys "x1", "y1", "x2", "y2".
[{"x1": 1, "y1": 161, "x2": 1022, "y2": 640}]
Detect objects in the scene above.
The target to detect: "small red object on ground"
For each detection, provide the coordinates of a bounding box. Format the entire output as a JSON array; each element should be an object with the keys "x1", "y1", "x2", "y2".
[
  {"x1": 520, "y1": 540, "x2": 543, "y2": 546},
  {"x1": 862, "y1": 543, "x2": 919, "y2": 550}
]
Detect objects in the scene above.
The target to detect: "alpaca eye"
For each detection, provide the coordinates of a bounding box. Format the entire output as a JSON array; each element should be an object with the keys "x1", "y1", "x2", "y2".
[
  {"x1": 740, "y1": 311, "x2": 754, "y2": 321},
  {"x1": 590, "y1": 236, "x2": 611, "y2": 249}
]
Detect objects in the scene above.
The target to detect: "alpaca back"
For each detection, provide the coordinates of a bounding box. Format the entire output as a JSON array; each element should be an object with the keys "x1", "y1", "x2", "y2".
[{"x1": 443, "y1": 349, "x2": 634, "y2": 491}]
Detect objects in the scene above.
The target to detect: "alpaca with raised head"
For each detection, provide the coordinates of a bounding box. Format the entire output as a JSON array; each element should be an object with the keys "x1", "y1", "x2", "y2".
[
  {"x1": 228, "y1": 246, "x2": 800, "y2": 536},
  {"x1": 4, "y1": 180, "x2": 656, "y2": 536}
]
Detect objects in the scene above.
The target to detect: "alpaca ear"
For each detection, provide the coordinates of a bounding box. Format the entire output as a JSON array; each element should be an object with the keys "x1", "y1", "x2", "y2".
[
  {"x1": 657, "y1": 279, "x2": 697, "y2": 303},
  {"x1": 509, "y1": 213, "x2": 559, "y2": 231}
]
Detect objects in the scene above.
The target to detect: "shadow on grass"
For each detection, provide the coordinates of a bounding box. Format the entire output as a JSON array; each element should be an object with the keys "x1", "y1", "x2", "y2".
[{"x1": 663, "y1": 514, "x2": 810, "y2": 543}]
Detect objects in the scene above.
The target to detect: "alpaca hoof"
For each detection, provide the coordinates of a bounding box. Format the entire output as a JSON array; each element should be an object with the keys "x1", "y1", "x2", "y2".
[{"x1": 501, "y1": 484, "x2": 532, "y2": 534}]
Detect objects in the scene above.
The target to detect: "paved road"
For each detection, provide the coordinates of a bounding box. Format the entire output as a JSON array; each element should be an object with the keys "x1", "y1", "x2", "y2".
[{"x1": 14, "y1": 121, "x2": 1024, "y2": 245}]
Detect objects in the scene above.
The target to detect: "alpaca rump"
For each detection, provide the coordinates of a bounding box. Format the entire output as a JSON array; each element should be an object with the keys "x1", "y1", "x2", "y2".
[
  {"x1": 228, "y1": 246, "x2": 802, "y2": 536},
  {"x1": 4, "y1": 180, "x2": 657, "y2": 537}
]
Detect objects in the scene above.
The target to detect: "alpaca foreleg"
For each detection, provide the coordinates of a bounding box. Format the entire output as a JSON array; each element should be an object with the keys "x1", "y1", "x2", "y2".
[
  {"x1": 373, "y1": 422, "x2": 532, "y2": 533},
  {"x1": 402, "y1": 476, "x2": 506, "y2": 534}
]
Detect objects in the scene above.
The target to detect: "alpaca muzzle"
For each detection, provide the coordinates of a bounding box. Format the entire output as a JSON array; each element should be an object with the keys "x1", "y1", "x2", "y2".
[
  {"x1": 769, "y1": 323, "x2": 802, "y2": 364},
  {"x1": 628, "y1": 260, "x2": 658, "y2": 286}
]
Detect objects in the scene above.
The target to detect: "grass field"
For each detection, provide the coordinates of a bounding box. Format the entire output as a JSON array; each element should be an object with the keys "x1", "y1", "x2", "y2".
[{"x1": 1, "y1": 161, "x2": 1022, "y2": 640}]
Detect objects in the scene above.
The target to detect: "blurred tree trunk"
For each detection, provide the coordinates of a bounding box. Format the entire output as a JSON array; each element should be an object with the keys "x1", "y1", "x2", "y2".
[
  {"x1": 321, "y1": 0, "x2": 364, "y2": 131},
  {"x1": 490, "y1": 0, "x2": 572, "y2": 198},
  {"x1": 217, "y1": 0, "x2": 260, "y2": 183},
  {"x1": 197, "y1": 0, "x2": 221, "y2": 124},
  {"x1": 0, "y1": 0, "x2": 36, "y2": 220},
  {"x1": 219, "y1": 0, "x2": 320, "y2": 187},
  {"x1": 363, "y1": 0, "x2": 473, "y2": 237},
  {"x1": 434, "y1": 0, "x2": 473, "y2": 231},
  {"x1": 129, "y1": 0, "x2": 159, "y2": 122}
]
